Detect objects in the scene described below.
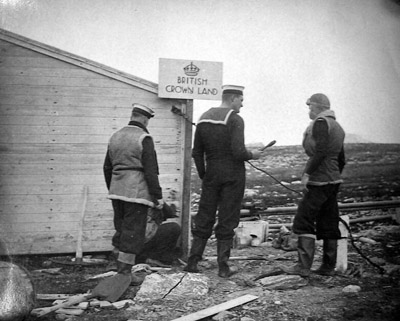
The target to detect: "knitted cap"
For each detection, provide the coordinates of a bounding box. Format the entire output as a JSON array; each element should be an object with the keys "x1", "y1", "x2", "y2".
[{"x1": 306, "y1": 93, "x2": 330, "y2": 108}]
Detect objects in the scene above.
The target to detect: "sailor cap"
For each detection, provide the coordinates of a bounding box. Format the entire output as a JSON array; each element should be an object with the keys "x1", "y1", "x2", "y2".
[
  {"x1": 132, "y1": 103, "x2": 155, "y2": 118},
  {"x1": 222, "y1": 85, "x2": 244, "y2": 95}
]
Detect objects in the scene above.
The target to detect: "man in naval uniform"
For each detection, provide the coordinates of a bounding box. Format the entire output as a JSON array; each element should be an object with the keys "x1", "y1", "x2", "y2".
[{"x1": 184, "y1": 85, "x2": 262, "y2": 278}]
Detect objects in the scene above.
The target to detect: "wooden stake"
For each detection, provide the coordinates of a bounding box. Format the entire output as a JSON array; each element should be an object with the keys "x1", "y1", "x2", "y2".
[
  {"x1": 75, "y1": 185, "x2": 88, "y2": 264},
  {"x1": 336, "y1": 215, "x2": 349, "y2": 273}
]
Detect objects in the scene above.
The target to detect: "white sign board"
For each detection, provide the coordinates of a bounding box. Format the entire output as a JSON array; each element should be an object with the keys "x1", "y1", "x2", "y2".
[{"x1": 158, "y1": 58, "x2": 223, "y2": 100}]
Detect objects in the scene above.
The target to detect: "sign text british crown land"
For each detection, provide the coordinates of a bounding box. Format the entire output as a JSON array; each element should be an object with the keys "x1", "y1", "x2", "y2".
[{"x1": 158, "y1": 58, "x2": 223, "y2": 100}]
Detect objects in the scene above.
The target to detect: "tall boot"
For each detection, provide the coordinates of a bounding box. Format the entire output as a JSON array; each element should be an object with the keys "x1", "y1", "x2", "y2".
[
  {"x1": 106, "y1": 247, "x2": 119, "y2": 271},
  {"x1": 217, "y1": 239, "x2": 237, "y2": 278},
  {"x1": 184, "y1": 236, "x2": 208, "y2": 273},
  {"x1": 282, "y1": 236, "x2": 315, "y2": 277},
  {"x1": 116, "y1": 260, "x2": 133, "y2": 275},
  {"x1": 117, "y1": 258, "x2": 145, "y2": 285},
  {"x1": 314, "y1": 239, "x2": 337, "y2": 276}
]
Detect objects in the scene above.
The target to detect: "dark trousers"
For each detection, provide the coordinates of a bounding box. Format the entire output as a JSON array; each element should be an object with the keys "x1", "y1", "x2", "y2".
[
  {"x1": 293, "y1": 184, "x2": 341, "y2": 240},
  {"x1": 111, "y1": 200, "x2": 148, "y2": 255},
  {"x1": 137, "y1": 222, "x2": 181, "y2": 264},
  {"x1": 193, "y1": 162, "x2": 245, "y2": 241}
]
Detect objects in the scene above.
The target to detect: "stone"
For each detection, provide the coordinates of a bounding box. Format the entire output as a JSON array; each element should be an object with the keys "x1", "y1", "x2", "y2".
[
  {"x1": 112, "y1": 299, "x2": 134, "y2": 309},
  {"x1": 258, "y1": 274, "x2": 308, "y2": 290},
  {"x1": 342, "y1": 285, "x2": 361, "y2": 293},
  {"x1": 135, "y1": 272, "x2": 209, "y2": 301},
  {"x1": 0, "y1": 261, "x2": 36, "y2": 321}
]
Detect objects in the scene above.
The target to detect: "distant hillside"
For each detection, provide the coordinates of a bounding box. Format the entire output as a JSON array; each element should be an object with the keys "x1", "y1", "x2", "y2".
[
  {"x1": 247, "y1": 133, "x2": 372, "y2": 147},
  {"x1": 345, "y1": 133, "x2": 372, "y2": 144},
  {"x1": 192, "y1": 143, "x2": 400, "y2": 206}
]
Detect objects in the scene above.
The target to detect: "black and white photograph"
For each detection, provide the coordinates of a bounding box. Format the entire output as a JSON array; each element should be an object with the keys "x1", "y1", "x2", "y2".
[{"x1": 1, "y1": 1, "x2": 400, "y2": 320}]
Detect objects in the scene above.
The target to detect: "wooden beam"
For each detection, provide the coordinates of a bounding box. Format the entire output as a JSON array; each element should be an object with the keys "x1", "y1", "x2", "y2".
[
  {"x1": 171, "y1": 294, "x2": 258, "y2": 321},
  {"x1": 179, "y1": 100, "x2": 194, "y2": 260},
  {"x1": 261, "y1": 200, "x2": 400, "y2": 216}
]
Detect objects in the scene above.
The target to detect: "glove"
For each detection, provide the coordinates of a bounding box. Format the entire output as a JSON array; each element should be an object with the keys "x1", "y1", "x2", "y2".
[
  {"x1": 155, "y1": 199, "x2": 164, "y2": 210},
  {"x1": 162, "y1": 203, "x2": 178, "y2": 219}
]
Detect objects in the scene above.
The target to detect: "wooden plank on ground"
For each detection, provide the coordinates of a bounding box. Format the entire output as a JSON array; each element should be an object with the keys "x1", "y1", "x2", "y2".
[
  {"x1": 171, "y1": 294, "x2": 258, "y2": 321},
  {"x1": 36, "y1": 294, "x2": 76, "y2": 300}
]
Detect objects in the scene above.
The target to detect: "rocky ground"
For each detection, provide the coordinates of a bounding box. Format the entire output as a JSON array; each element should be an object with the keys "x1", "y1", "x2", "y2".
[{"x1": 8, "y1": 213, "x2": 400, "y2": 321}]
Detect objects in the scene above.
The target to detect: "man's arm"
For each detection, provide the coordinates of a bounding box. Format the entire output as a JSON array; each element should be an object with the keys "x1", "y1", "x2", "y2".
[
  {"x1": 338, "y1": 146, "x2": 346, "y2": 173},
  {"x1": 142, "y1": 136, "x2": 163, "y2": 202},
  {"x1": 103, "y1": 148, "x2": 112, "y2": 190},
  {"x1": 229, "y1": 114, "x2": 253, "y2": 161},
  {"x1": 304, "y1": 118, "x2": 329, "y2": 175},
  {"x1": 192, "y1": 127, "x2": 206, "y2": 179}
]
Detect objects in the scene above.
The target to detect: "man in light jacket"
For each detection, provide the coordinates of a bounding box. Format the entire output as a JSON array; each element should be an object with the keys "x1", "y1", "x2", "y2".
[
  {"x1": 283, "y1": 93, "x2": 346, "y2": 277},
  {"x1": 104, "y1": 103, "x2": 164, "y2": 283}
]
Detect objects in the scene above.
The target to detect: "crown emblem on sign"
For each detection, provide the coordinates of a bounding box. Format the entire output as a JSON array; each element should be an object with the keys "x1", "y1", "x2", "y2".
[{"x1": 183, "y1": 62, "x2": 200, "y2": 76}]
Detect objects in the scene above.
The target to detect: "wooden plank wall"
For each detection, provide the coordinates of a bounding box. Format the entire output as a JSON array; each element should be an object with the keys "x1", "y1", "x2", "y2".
[{"x1": 0, "y1": 38, "x2": 191, "y2": 255}]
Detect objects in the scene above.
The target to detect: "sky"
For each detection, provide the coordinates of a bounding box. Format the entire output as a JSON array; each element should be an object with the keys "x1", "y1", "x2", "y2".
[{"x1": 1, "y1": 0, "x2": 400, "y2": 146}]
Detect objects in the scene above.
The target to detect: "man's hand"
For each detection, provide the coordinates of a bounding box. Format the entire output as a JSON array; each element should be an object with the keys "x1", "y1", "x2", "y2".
[
  {"x1": 251, "y1": 150, "x2": 262, "y2": 160},
  {"x1": 301, "y1": 173, "x2": 309, "y2": 192},
  {"x1": 155, "y1": 199, "x2": 164, "y2": 210}
]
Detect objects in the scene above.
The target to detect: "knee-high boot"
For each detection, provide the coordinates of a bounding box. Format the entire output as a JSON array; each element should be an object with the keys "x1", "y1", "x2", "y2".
[
  {"x1": 106, "y1": 247, "x2": 119, "y2": 271},
  {"x1": 184, "y1": 236, "x2": 208, "y2": 273},
  {"x1": 117, "y1": 257, "x2": 145, "y2": 285},
  {"x1": 314, "y1": 239, "x2": 337, "y2": 276},
  {"x1": 217, "y1": 239, "x2": 237, "y2": 278},
  {"x1": 282, "y1": 236, "x2": 315, "y2": 277}
]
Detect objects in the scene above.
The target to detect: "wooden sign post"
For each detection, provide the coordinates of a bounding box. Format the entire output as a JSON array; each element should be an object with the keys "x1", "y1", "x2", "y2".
[{"x1": 158, "y1": 58, "x2": 223, "y2": 258}]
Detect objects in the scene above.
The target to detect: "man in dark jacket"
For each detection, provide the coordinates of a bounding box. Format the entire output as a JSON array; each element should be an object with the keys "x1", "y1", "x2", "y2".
[
  {"x1": 103, "y1": 103, "x2": 164, "y2": 283},
  {"x1": 107, "y1": 203, "x2": 182, "y2": 269},
  {"x1": 184, "y1": 85, "x2": 262, "y2": 278},
  {"x1": 283, "y1": 93, "x2": 346, "y2": 277},
  {"x1": 136, "y1": 204, "x2": 182, "y2": 267}
]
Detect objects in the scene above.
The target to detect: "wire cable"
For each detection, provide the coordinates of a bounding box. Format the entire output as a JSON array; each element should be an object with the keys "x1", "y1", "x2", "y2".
[{"x1": 246, "y1": 160, "x2": 303, "y2": 195}]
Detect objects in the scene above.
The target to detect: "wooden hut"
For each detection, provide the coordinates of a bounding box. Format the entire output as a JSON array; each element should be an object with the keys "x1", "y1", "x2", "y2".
[{"x1": 0, "y1": 29, "x2": 193, "y2": 256}]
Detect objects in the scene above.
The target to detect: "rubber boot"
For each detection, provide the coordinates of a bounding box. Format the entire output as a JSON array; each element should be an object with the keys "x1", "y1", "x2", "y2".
[
  {"x1": 184, "y1": 236, "x2": 208, "y2": 273},
  {"x1": 217, "y1": 239, "x2": 237, "y2": 278},
  {"x1": 116, "y1": 261, "x2": 132, "y2": 275},
  {"x1": 282, "y1": 236, "x2": 315, "y2": 277},
  {"x1": 106, "y1": 247, "x2": 119, "y2": 271},
  {"x1": 117, "y1": 259, "x2": 144, "y2": 285},
  {"x1": 314, "y1": 239, "x2": 337, "y2": 276}
]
